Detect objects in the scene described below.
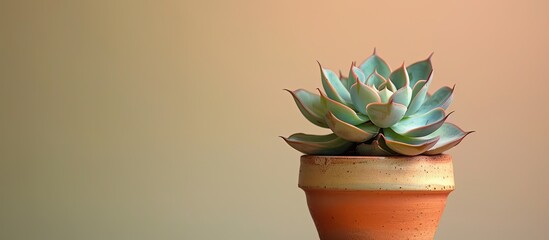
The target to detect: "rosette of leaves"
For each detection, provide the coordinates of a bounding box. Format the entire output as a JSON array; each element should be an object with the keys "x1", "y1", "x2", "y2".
[{"x1": 281, "y1": 50, "x2": 473, "y2": 156}]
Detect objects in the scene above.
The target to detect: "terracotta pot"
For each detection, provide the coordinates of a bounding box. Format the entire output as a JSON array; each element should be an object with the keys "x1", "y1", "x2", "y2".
[{"x1": 299, "y1": 154, "x2": 454, "y2": 240}]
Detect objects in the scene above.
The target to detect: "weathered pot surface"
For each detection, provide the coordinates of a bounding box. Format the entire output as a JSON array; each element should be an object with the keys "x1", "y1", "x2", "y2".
[{"x1": 299, "y1": 154, "x2": 454, "y2": 240}]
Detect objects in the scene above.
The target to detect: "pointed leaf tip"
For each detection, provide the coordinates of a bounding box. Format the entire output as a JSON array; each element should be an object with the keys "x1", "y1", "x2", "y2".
[
  {"x1": 389, "y1": 64, "x2": 410, "y2": 90},
  {"x1": 319, "y1": 64, "x2": 352, "y2": 105},
  {"x1": 407, "y1": 55, "x2": 434, "y2": 88},
  {"x1": 286, "y1": 89, "x2": 329, "y2": 128},
  {"x1": 282, "y1": 133, "x2": 353, "y2": 155},
  {"x1": 423, "y1": 123, "x2": 472, "y2": 155},
  {"x1": 360, "y1": 52, "x2": 391, "y2": 79}
]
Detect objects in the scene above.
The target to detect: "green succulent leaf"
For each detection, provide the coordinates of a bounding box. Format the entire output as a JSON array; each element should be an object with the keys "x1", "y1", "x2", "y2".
[
  {"x1": 378, "y1": 80, "x2": 396, "y2": 92},
  {"x1": 407, "y1": 54, "x2": 433, "y2": 87},
  {"x1": 391, "y1": 108, "x2": 450, "y2": 137},
  {"x1": 319, "y1": 63, "x2": 351, "y2": 105},
  {"x1": 325, "y1": 112, "x2": 379, "y2": 142},
  {"x1": 356, "y1": 139, "x2": 396, "y2": 156},
  {"x1": 349, "y1": 65, "x2": 366, "y2": 85},
  {"x1": 350, "y1": 79, "x2": 381, "y2": 115},
  {"x1": 388, "y1": 64, "x2": 412, "y2": 107},
  {"x1": 424, "y1": 92, "x2": 431, "y2": 103},
  {"x1": 381, "y1": 128, "x2": 440, "y2": 156},
  {"x1": 281, "y1": 133, "x2": 353, "y2": 155},
  {"x1": 412, "y1": 79, "x2": 428, "y2": 97},
  {"x1": 405, "y1": 72, "x2": 433, "y2": 116},
  {"x1": 416, "y1": 85, "x2": 454, "y2": 115},
  {"x1": 339, "y1": 71, "x2": 352, "y2": 92},
  {"x1": 390, "y1": 85, "x2": 412, "y2": 107},
  {"x1": 283, "y1": 53, "x2": 469, "y2": 156},
  {"x1": 320, "y1": 90, "x2": 369, "y2": 125},
  {"x1": 359, "y1": 50, "x2": 391, "y2": 78},
  {"x1": 366, "y1": 100, "x2": 407, "y2": 128},
  {"x1": 365, "y1": 71, "x2": 387, "y2": 90},
  {"x1": 424, "y1": 123, "x2": 473, "y2": 155},
  {"x1": 378, "y1": 88, "x2": 393, "y2": 103},
  {"x1": 389, "y1": 64, "x2": 410, "y2": 90},
  {"x1": 285, "y1": 89, "x2": 329, "y2": 128}
]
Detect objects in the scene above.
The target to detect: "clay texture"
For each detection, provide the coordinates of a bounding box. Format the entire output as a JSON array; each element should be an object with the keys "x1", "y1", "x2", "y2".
[{"x1": 299, "y1": 155, "x2": 454, "y2": 240}]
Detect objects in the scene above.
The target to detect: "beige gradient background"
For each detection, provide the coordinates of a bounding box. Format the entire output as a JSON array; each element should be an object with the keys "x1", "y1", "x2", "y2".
[{"x1": 1, "y1": 0, "x2": 548, "y2": 239}]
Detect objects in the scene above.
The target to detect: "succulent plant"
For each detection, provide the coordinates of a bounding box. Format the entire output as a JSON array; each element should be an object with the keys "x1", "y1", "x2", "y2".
[{"x1": 282, "y1": 50, "x2": 473, "y2": 156}]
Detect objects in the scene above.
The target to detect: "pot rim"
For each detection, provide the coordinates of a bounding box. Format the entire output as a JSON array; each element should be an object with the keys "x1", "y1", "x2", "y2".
[
  {"x1": 298, "y1": 154, "x2": 455, "y2": 191},
  {"x1": 301, "y1": 153, "x2": 450, "y2": 159}
]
